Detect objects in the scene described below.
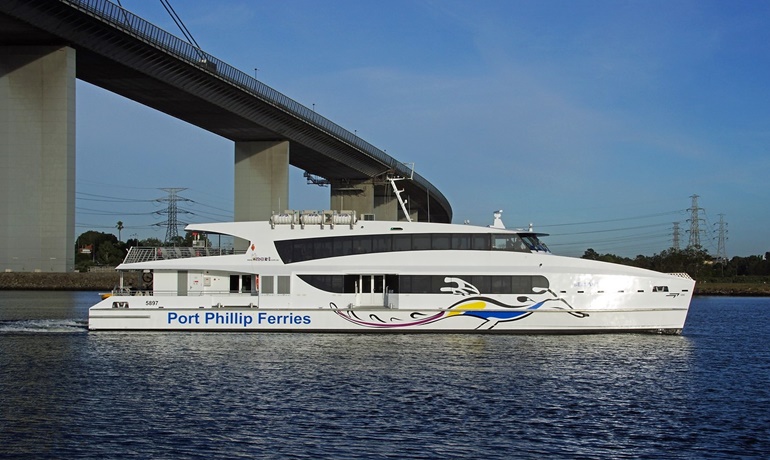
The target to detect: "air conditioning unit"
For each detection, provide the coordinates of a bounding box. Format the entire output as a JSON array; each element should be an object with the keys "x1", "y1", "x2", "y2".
[{"x1": 362, "y1": 213, "x2": 376, "y2": 221}]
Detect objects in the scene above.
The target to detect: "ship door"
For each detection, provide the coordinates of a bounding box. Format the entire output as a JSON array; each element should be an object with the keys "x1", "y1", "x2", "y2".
[{"x1": 355, "y1": 275, "x2": 386, "y2": 307}]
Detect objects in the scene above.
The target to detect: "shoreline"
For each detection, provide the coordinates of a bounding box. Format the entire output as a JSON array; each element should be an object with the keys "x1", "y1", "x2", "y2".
[
  {"x1": 1, "y1": 272, "x2": 768, "y2": 296},
  {"x1": 0, "y1": 272, "x2": 140, "y2": 291}
]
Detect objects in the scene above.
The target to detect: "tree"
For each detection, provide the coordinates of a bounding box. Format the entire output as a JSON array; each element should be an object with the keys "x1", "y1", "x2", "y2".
[
  {"x1": 116, "y1": 221, "x2": 124, "y2": 241},
  {"x1": 74, "y1": 230, "x2": 125, "y2": 271},
  {"x1": 141, "y1": 237, "x2": 163, "y2": 247},
  {"x1": 98, "y1": 240, "x2": 124, "y2": 266}
]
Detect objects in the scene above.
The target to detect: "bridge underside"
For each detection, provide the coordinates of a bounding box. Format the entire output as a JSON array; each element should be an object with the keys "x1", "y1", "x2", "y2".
[{"x1": 0, "y1": 1, "x2": 451, "y2": 271}]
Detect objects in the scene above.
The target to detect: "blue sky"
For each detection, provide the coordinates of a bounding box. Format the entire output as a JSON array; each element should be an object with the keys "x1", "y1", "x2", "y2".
[{"x1": 77, "y1": 0, "x2": 770, "y2": 258}]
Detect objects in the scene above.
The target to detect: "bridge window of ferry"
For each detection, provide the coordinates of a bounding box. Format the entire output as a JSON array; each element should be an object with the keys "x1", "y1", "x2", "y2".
[
  {"x1": 522, "y1": 236, "x2": 550, "y2": 253},
  {"x1": 492, "y1": 234, "x2": 529, "y2": 252}
]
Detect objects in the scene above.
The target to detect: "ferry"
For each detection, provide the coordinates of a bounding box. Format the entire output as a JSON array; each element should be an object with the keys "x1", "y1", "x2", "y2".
[{"x1": 88, "y1": 210, "x2": 694, "y2": 333}]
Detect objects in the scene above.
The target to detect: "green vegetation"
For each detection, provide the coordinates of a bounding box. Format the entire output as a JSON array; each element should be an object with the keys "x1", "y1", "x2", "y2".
[
  {"x1": 581, "y1": 247, "x2": 770, "y2": 295},
  {"x1": 74, "y1": 230, "x2": 208, "y2": 272}
]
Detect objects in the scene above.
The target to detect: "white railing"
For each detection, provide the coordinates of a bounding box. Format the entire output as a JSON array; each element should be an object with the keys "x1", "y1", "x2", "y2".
[{"x1": 122, "y1": 247, "x2": 243, "y2": 264}]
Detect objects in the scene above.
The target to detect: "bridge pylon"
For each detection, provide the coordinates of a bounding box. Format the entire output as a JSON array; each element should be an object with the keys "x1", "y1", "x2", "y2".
[{"x1": 1, "y1": 45, "x2": 75, "y2": 272}]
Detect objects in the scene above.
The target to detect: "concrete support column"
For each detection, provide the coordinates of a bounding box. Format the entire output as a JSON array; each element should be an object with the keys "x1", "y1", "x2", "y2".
[
  {"x1": 330, "y1": 180, "x2": 411, "y2": 221},
  {"x1": 0, "y1": 46, "x2": 76, "y2": 272},
  {"x1": 233, "y1": 140, "x2": 289, "y2": 249}
]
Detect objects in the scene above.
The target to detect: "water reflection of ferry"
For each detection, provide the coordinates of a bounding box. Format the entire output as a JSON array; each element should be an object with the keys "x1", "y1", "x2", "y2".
[{"x1": 88, "y1": 210, "x2": 694, "y2": 333}]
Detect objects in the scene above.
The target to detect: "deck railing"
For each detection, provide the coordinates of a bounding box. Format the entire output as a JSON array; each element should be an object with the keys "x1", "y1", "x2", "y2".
[{"x1": 122, "y1": 247, "x2": 244, "y2": 264}]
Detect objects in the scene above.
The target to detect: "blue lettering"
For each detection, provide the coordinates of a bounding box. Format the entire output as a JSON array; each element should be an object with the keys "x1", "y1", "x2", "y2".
[
  {"x1": 167, "y1": 312, "x2": 200, "y2": 325},
  {"x1": 254, "y1": 312, "x2": 311, "y2": 325}
]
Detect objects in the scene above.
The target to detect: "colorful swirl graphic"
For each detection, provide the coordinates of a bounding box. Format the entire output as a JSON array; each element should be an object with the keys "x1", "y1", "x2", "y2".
[{"x1": 332, "y1": 296, "x2": 546, "y2": 330}]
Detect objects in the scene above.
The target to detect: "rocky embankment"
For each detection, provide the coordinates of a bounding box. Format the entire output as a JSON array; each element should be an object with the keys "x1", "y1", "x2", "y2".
[{"x1": 0, "y1": 272, "x2": 140, "y2": 291}]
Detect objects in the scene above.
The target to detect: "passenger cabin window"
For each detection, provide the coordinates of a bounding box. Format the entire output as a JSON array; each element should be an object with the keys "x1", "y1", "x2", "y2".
[
  {"x1": 262, "y1": 276, "x2": 274, "y2": 294},
  {"x1": 274, "y1": 232, "x2": 548, "y2": 264},
  {"x1": 471, "y1": 234, "x2": 490, "y2": 250},
  {"x1": 300, "y1": 274, "x2": 549, "y2": 295},
  {"x1": 451, "y1": 234, "x2": 470, "y2": 250},
  {"x1": 277, "y1": 276, "x2": 290, "y2": 294},
  {"x1": 241, "y1": 274, "x2": 252, "y2": 293}
]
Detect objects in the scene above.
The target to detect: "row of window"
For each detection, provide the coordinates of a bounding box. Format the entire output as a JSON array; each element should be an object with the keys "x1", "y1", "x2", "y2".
[
  {"x1": 275, "y1": 232, "x2": 549, "y2": 264},
  {"x1": 229, "y1": 274, "x2": 290, "y2": 294},
  {"x1": 298, "y1": 274, "x2": 550, "y2": 295}
]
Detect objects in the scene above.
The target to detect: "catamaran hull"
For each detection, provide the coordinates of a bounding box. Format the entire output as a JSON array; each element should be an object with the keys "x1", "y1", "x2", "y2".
[{"x1": 89, "y1": 296, "x2": 689, "y2": 334}]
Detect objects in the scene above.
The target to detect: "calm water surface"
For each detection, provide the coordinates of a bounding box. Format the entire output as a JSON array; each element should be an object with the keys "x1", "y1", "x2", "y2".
[{"x1": 1, "y1": 292, "x2": 769, "y2": 459}]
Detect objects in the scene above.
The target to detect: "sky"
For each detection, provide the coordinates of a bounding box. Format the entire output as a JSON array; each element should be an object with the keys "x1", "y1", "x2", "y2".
[{"x1": 76, "y1": 0, "x2": 770, "y2": 258}]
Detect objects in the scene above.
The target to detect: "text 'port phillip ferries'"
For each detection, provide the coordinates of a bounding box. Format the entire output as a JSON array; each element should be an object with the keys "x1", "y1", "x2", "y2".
[
  {"x1": 0, "y1": 0, "x2": 451, "y2": 274},
  {"x1": 89, "y1": 210, "x2": 695, "y2": 333}
]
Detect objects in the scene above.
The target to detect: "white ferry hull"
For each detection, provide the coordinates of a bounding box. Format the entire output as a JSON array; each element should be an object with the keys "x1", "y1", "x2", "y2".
[{"x1": 89, "y1": 296, "x2": 690, "y2": 334}]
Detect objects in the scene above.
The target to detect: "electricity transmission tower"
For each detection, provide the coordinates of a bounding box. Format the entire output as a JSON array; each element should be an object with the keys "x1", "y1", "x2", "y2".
[
  {"x1": 686, "y1": 194, "x2": 705, "y2": 249},
  {"x1": 715, "y1": 214, "x2": 728, "y2": 264},
  {"x1": 672, "y1": 222, "x2": 681, "y2": 250},
  {"x1": 156, "y1": 188, "x2": 191, "y2": 243}
]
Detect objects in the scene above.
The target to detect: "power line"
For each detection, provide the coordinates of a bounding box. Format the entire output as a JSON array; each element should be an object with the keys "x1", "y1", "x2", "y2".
[
  {"x1": 76, "y1": 192, "x2": 157, "y2": 203},
  {"x1": 533, "y1": 210, "x2": 685, "y2": 228},
  {"x1": 547, "y1": 222, "x2": 671, "y2": 237}
]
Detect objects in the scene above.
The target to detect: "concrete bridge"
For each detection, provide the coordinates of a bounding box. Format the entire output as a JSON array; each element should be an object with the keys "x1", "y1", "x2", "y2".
[{"x1": 0, "y1": 0, "x2": 451, "y2": 272}]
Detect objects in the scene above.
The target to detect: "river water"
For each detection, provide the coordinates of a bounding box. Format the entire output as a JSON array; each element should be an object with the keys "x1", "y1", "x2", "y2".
[{"x1": 1, "y1": 292, "x2": 769, "y2": 459}]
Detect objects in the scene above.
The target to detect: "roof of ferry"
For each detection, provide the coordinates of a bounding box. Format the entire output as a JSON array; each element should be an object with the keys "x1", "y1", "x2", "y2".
[{"x1": 186, "y1": 219, "x2": 546, "y2": 242}]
